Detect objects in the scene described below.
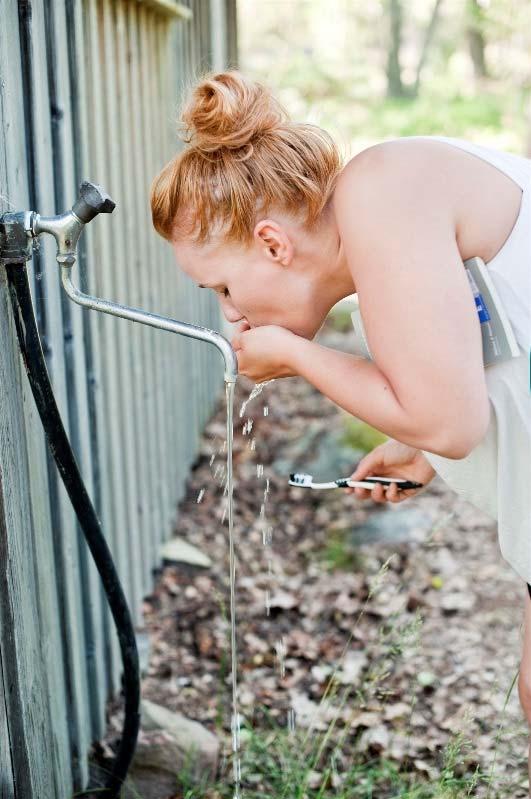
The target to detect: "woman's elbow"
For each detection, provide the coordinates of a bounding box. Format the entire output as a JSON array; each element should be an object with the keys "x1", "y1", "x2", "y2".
[{"x1": 425, "y1": 399, "x2": 492, "y2": 460}]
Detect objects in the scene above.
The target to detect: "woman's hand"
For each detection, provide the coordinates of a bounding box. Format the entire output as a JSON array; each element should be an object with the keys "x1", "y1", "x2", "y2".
[
  {"x1": 346, "y1": 438, "x2": 436, "y2": 504},
  {"x1": 231, "y1": 323, "x2": 299, "y2": 382}
]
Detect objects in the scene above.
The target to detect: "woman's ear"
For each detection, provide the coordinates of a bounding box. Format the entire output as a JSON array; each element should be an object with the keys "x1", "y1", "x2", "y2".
[{"x1": 255, "y1": 219, "x2": 293, "y2": 265}]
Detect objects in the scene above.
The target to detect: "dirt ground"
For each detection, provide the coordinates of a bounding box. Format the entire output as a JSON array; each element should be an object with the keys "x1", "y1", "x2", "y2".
[{"x1": 94, "y1": 324, "x2": 530, "y2": 797}]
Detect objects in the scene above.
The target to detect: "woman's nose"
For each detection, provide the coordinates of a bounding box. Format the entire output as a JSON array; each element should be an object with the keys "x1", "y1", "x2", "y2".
[
  {"x1": 222, "y1": 306, "x2": 242, "y2": 323},
  {"x1": 220, "y1": 298, "x2": 245, "y2": 324}
]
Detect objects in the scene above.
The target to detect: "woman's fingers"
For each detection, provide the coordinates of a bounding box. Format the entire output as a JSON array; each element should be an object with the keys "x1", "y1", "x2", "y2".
[
  {"x1": 387, "y1": 481, "x2": 399, "y2": 502},
  {"x1": 371, "y1": 482, "x2": 387, "y2": 503},
  {"x1": 230, "y1": 320, "x2": 251, "y2": 350},
  {"x1": 346, "y1": 454, "x2": 381, "y2": 494},
  {"x1": 348, "y1": 479, "x2": 402, "y2": 504}
]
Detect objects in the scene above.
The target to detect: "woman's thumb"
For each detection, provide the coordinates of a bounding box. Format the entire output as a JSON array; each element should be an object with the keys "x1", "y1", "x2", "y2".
[{"x1": 351, "y1": 453, "x2": 374, "y2": 480}]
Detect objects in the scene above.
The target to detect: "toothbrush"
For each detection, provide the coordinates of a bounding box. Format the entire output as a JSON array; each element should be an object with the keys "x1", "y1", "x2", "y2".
[{"x1": 288, "y1": 472, "x2": 424, "y2": 491}]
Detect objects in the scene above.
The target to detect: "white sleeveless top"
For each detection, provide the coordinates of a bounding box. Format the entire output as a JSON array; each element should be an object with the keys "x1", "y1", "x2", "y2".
[
  {"x1": 402, "y1": 135, "x2": 531, "y2": 585},
  {"x1": 417, "y1": 135, "x2": 531, "y2": 350}
]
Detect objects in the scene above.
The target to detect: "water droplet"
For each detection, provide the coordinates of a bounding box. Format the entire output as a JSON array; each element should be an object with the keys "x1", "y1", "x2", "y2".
[
  {"x1": 239, "y1": 379, "x2": 275, "y2": 417},
  {"x1": 242, "y1": 418, "x2": 254, "y2": 436},
  {"x1": 256, "y1": 463, "x2": 264, "y2": 478},
  {"x1": 263, "y1": 405, "x2": 269, "y2": 416},
  {"x1": 196, "y1": 488, "x2": 205, "y2": 503}
]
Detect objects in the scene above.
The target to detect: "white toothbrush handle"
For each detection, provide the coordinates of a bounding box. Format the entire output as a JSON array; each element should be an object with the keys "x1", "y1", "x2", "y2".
[
  {"x1": 346, "y1": 480, "x2": 385, "y2": 489},
  {"x1": 308, "y1": 479, "x2": 380, "y2": 490}
]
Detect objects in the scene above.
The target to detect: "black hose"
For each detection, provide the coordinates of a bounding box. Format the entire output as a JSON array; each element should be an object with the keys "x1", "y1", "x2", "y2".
[{"x1": 5, "y1": 261, "x2": 140, "y2": 799}]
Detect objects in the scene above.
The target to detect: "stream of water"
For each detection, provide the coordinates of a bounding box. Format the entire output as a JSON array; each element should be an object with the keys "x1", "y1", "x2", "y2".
[
  {"x1": 225, "y1": 379, "x2": 242, "y2": 798},
  {"x1": 224, "y1": 378, "x2": 297, "y2": 796}
]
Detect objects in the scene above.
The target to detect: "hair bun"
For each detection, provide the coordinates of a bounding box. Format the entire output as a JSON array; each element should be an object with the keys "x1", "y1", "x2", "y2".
[{"x1": 179, "y1": 69, "x2": 288, "y2": 156}]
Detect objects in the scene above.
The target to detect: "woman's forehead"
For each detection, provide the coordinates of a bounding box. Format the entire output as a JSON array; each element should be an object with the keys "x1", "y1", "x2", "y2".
[{"x1": 172, "y1": 238, "x2": 224, "y2": 281}]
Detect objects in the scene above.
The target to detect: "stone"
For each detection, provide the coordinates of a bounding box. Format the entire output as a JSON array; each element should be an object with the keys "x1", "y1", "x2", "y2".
[
  {"x1": 336, "y1": 651, "x2": 368, "y2": 685},
  {"x1": 440, "y1": 591, "x2": 475, "y2": 613},
  {"x1": 159, "y1": 537, "x2": 212, "y2": 568},
  {"x1": 351, "y1": 506, "x2": 435, "y2": 546},
  {"x1": 128, "y1": 698, "x2": 219, "y2": 795},
  {"x1": 358, "y1": 724, "x2": 390, "y2": 753},
  {"x1": 301, "y1": 428, "x2": 365, "y2": 483}
]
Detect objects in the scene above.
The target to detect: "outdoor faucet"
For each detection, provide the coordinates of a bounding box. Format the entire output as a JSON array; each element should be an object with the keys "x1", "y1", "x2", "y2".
[
  {"x1": 0, "y1": 179, "x2": 239, "y2": 799},
  {"x1": 2, "y1": 180, "x2": 238, "y2": 383}
]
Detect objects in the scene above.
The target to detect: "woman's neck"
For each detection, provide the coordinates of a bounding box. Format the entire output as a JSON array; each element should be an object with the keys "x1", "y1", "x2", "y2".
[{"x1": 320, "y1": 207, "x2": 356, "y2": 304}]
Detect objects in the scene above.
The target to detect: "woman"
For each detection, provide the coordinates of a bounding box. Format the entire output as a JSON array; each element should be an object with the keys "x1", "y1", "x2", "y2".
[{"x1": 150, "y1": 70, "x2": 531, "y2": 775}]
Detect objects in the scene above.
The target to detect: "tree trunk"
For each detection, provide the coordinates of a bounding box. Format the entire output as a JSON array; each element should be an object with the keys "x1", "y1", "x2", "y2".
[
  {"x1": 385, "y1": 0, "x2": 406, "y2": 98},
  {"x1": 412, "y1": 0, "x2": 444, "y2": 98},
  {"x1": 466, "y1": 0, "x2": 489, "y2": 80}
]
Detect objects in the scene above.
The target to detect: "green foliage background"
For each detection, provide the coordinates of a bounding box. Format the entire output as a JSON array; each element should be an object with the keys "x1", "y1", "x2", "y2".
[{"x1": 237, "y1": 0, "x2": 531, "y2": 157}]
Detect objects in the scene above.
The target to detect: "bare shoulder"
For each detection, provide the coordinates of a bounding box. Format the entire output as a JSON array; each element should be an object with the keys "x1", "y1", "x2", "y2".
[
  {"x1": 333, "y1": 138, "x2": 454, "y2": 210},
  {"x1": 340, "y1": 136, "x2": 452, "y2": 170},
  {"x1": 332, "y1": 138, "x2": 457, "y2": 271},
  {"x1": 333, "y1": 136, "x2": 522, "y2": 267}
]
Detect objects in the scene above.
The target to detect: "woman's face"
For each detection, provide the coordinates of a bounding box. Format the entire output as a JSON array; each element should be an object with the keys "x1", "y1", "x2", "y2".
[{"x1": 172, "y1": 213, "x2": 354, "y2": 340}]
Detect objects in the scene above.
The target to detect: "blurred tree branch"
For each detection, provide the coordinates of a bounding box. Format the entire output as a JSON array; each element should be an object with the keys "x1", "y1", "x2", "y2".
[
  {"x1": 385, "y1": 0, "x2": 406, "y2": 98},
  {"x1": 465, "y1": 0, "x2": 489, "y2": 81},
  {"x1": 385, "y1": 0, "x2": 444, "y2": 99},
  {"x1": 412, "y1": 0, "x2": 444, "y2": 97}
]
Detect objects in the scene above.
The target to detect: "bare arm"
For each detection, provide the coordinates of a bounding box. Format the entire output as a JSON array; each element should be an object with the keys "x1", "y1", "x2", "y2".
[
  {"x1": 288, "y1": 336, "x2": 483, "y2": 458},
  {"x1": 327, "y1": 142, "x2": 491, "y2": 456}
]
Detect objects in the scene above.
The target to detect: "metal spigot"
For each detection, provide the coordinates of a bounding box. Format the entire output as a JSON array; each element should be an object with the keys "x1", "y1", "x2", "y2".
[
  {"x1": 1, "y1": 180, "x2": 238, "y2": 383},
  {"x1": 31, "y1": 181, "x2": 115, "y2": 265}
]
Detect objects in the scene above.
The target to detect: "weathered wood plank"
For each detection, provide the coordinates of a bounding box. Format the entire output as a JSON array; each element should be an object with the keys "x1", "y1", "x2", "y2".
[
  {"x1": 155, "y1": 14, "x2": 178, "y2": 536},
  {"x1": 115, "y1": 3, "x2": 153, "y2": 596},
  {"x1": 0, "y1": 629, "x2": 15, "y2": 799},
  {"x1": 100, "y1": 0, "x2": 144, "y2": 624},
  {"x1": 0, "y1": 3, "x2": 72, "y2": 793},
  {"x1": 83, "y1": 0, "x2": 132, "y2": 700},
  {"x1": 122, "y1": 0, "x2": 156, "y2": 592},
  {"x1": 145, "y1": 9, "x2": 173, "y2": 556},
  {"x1": 77, "y1": 0, "x2": 122, "y2": 703},
  {"x1": 49, "y1": 0, "x2": 109, "y2": 744},
  {"x1": 111, "y1": 0, "x2": 146, "y2": 625},
  {"x1": 15, "y1": 0, "x2": 94, "y2": 789},
  {"x1": 137, "y1": 3, "x2": 167, "y2": 564},
  {"x1": 164, "y1": 14, "x2": 187, "y2": 516}
]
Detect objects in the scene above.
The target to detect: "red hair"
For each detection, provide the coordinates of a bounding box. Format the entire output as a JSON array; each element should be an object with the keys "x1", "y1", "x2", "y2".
[{"x1": 150, "y1": 69, "x2": 344, "y2": 247}]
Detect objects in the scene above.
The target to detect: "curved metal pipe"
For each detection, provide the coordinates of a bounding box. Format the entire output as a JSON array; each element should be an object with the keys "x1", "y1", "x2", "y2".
[{"x1": 60, "y1": 265, "x2": 238, "y2": 383}]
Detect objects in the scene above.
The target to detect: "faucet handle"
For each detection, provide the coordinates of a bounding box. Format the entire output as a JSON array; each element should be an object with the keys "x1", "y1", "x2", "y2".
[{"x1": 72, "y1": 181, "x2": 116, "y2": 224}]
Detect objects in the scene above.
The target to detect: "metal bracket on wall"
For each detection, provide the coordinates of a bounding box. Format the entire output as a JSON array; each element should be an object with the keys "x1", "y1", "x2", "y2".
[{"x1": 138, "y1": 0, "x2": 193, "y2": 20}]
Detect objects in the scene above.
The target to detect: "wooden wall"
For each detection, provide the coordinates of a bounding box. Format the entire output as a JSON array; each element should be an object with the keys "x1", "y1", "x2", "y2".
[{"x1": 0, "y1": 0, "x2": 238, "y2": 795}]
